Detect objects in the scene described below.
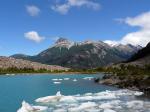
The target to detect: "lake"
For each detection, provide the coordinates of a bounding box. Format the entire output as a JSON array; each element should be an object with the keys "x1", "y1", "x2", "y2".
[{"x1": 0, "y1": 74, "x2": 150, "y2": 112}]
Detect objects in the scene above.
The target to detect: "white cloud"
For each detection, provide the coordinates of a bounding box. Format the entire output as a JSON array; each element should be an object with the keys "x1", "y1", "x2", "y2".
[
  {"x1": 51, "y1": 0, "x2": 100, "y2": 14},
  {"x1": 24, "y1": 31, "x2": 44, "y2": 43},
  {"x1": 26, "y1": 5, "x2": 40, "y2": 16},
  {"x1": 105, "y1": 11, "x2": 150, "y2": 47},
  {"x1": 52, "y1": 4, "x2": 70, "y2": 14}
]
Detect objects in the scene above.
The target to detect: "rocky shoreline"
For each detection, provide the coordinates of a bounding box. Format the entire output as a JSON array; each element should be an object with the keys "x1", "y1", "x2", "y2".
[{"x1": 94, "y1": 74, "x2": 150, "y2": 95}]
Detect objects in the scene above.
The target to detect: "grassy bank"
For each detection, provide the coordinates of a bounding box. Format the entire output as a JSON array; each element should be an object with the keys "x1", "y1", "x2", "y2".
[
  {"x1": 0, "y1": 67, "x2": 68, "y2": 74},
  {"x1": 0, "y1": 67, "x2": 100, "y2": 75}
]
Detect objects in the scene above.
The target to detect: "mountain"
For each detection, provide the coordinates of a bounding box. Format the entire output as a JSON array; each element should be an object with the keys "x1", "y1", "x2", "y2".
[
  {"x1": 11, "y1": 38, "x2": 142, "y2": 69},
  {"x1": 96, "y1": 42, "x2": 150, "y2": 91},
  {"x1": 126, "y1": 42, "x2": 150, "y2": 66},
  {"x1": 0, "y1": 56, "x2": 69, "y2": 71}
]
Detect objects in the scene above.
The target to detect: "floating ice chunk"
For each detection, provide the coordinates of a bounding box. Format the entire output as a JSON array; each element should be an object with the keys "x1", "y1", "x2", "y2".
[
  {"x1": 84, "y1": 93, "x2": 93, "y2": 96},
  {"x1": 18, "y1": 90, "x2": 150, "y2": 112},
  {"x1": 73, "y1": 79, "x2": 77, "y2": 82},
  {"x1": 52, "y1": 79, "x2": 59, "y2": 81},
  {"x1": 76, "y1": 95, "x2": 93, "y2": 101},
  {"x1": 53, "y1": 109, "x2": 67, "y2": 112},
  {"x1": 134, "y1": 91, "x2": 143, "y2": 96},
  {"x1": 93, "y1": 94, "x2": 117, "y2": 100},
  {"x1": 35, "y1": 91, "x2": 62, "y2": 103},
  {"x1": 83, "y1": 77, "x2": 94, "y2": 80},
  {"x1": 6, "y1": 74, "x2": 15, "y2": 76},
  {"x1": 126, "y1": 100, "x2": 144, "y2": 109},
  {"x1": 94, "y1": 91, "x2": 117, "y2": 100},
  {"x1": 56, "y1": 91, "x2": 62, "y2": 96},
  {"x1": 103, "y1": 109, "x2": 116, "y2": 112},
  {"x1": 60, "y1": 96, "x2": 77, "y2": 103},
  {"x1": 99, "y1": 100, "x2": 122, "y2": 110},
  {"x1": 83, "y1": 108, "x2": 101, "y2": 112},
  {"x1": 52, "y1": 79, "x2": 63, "y2": 81},
  {"x1": 64, "y1": 78, "x2": 70, "y2": 80},
  {"x1": 54, "y1": 82, "x2": 61, "y2": 84},
  {"x1": 76, "y1": 91, "x2": 117, "y2": 101},
  {"x1": 68, "y1": 102, "x2": 97, "y2": 111},
  {"x1": 99, "y1": 103, "x2": 113, "y2": 109},
  {"x1": 17, "y1": 101, "x2": 47, "y2": 112},
  {"x1": 114, "y1": 89, "x2": 133, "y2": 96}
]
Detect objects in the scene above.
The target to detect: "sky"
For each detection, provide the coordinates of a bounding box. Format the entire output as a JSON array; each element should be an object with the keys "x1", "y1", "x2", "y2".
[{"x1": 0, "y1": 0, "x2": 150, "y2": 56}]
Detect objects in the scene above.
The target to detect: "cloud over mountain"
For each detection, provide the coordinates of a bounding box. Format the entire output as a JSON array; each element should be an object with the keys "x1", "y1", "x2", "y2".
[{"x1": 105, "y1": 11, "x2": 150, "y2": 47}]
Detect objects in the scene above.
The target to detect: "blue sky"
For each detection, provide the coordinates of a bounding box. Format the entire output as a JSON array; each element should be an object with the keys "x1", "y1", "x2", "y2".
[{"x1": 0, "y1": 0, "x2": 150, "y2": 56}]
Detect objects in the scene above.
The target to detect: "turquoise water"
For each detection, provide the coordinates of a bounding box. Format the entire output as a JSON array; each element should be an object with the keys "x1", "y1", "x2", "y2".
[
  {"x1": 0, "y1": 74, "x2": 117, "y2": 112},
  {"x1": 1, "y1": 74, "x2": 150, "y2": 112}
]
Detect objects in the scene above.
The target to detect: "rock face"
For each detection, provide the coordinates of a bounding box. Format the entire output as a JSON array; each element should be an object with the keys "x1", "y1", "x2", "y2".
[
  {"x1": 11, "y1": 38, "x2": 142, "y2": 69},
  {"x1": 126, "y1": 42, "x2": 150, "y2": 66},
  {"x1": 0, "y1": 56, "x2": 69, "y2": 71},
  {"x1": 96, "y1": 74, "x2": 150, "y2": 94}
]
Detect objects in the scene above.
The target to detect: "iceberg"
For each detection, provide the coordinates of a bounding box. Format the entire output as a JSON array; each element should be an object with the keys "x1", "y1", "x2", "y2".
[
  {"x1": 35, "y1": 91, "x2": 62, "y2": 103},
  {"x1": 18, "y1": 90, "x2": 150, "y2": 112},
  {"x1": 134, "y1": 91, "x2": 143, "y2": 96},
  {"x1": 73, "y1": 79, "x2": 77, "y2": 82},
  {"x1": 53, "y1": 82, "x2": 61, "y2": 84},
  {"x1": 83, "y1": 77, "x2": 94, "y2": 80},
  {"x1": 126, "y1": 100, "x2": 144, "y2": 109},
  {"x1": 68, "y1": 102, "x2": 97, "y2": 111},
  {"x1": 52, "y1": 79, "x2": 59, "y2": 81},
  {"x1": 103, "y1": 109, "x2": 116, "y2": 112},
  {"x1": 59, "y1": 96, "x2": 77, "y2": 103},
  {"x1": 64, "y1": 78, "x2": 70, "y2": 80},
  {"x1": 17, "y1": 101, "x2": 47, "y2": 112}
]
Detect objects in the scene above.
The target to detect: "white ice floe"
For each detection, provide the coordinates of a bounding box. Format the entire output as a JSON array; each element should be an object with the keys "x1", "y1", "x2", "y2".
[
  {"x1": 6, "y1": 74, "x2": 15, "y2": 76},
  {"x1": 53, "y1": 82, "x2": 61, "y2": 84},
  {"x1": 73, "y1": 79, "x2": 77, "y2": 82},
  {"x1": 53, "y1": 109, "x2": 67, "y2": 112},
  {"x1": 35, "y1": 91, "x2": 62, "y2": 103},
  {"x1": 68, "y1": 102, "x2": 97, "y2": 112},
  {"x1": 84, "y1": 93, "x2": 93, "y2": 96},
  {"x1": 126, "y1": 100, "x2": 144, "y2": 109},
  {"x1": 134, "y1": 91, "x2": 144, "y2": 96},
  {"x1": 52, "y1": 79, "x2": 59, "y2": 81},
  {"x1": 99, "y1": 103, "x2": 113, "y2": 109},
  {"x1": 93, "y1": 90, "x2": 117, "y2": 100},
  {"x1": 83, "y1": 77, "x2": 94, "y2": 80},
  {"x1": 60, "y1": 96, "x2": 77, "y2": 103},
  {"x1": 18, "y1": 89, "x2": 150, "y2": 112},
  {"x1": 99, "y1": 100, "x2": 122, "y2": 110},
  {"x1": 17, "y1": 101, "x2": 47, "y2": 112},
  {"x1": 64, "y1": 78, "x2": 70, "y2": 80},
  {"x1": 52, "y1": 78, "x2": 63, "y2": 81},
  {"x1": 103, "y1": 109, "x2": 116, "y2": 112}
]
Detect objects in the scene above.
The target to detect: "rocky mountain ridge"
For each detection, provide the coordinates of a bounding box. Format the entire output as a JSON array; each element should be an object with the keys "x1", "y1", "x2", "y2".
[{"x1": 11, "y1": 38, "x2": 142, "y2": 69}]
